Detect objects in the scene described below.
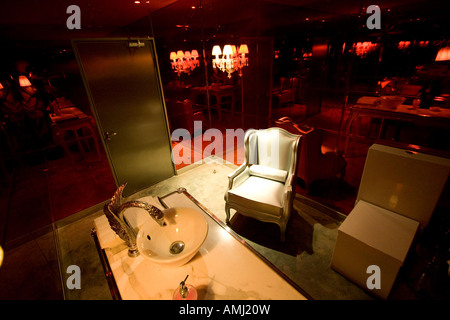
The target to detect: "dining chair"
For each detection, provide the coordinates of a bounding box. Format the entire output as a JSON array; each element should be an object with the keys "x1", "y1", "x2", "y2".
[
  {"x1": 272, "y1": 77, "x2": 299, "y2": 108},
  {"x1": 275, "y1": 117, "x2": 346, "y2": 190}
]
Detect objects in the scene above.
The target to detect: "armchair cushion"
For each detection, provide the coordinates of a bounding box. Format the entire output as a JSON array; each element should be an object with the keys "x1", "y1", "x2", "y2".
[
  {"x1": 227, "y1": 176, "x2": 285, "y2": 217},
  {"x1": 248, "y1": 164, "x2": 288, "y2": 183}
]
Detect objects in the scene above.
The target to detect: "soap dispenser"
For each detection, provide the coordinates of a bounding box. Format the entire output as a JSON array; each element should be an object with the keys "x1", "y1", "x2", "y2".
[{"x1": 172, "y1": 275, "x2": 198, "y2": 300}]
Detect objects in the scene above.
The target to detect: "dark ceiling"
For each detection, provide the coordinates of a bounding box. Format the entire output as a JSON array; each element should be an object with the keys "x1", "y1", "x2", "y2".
[{"x1": 0, "y1": 0, "x2": 448, "y2": 52}]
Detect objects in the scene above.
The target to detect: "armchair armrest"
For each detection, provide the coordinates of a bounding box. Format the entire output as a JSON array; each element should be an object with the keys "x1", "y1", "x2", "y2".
[
  {"x1": 283, "y1": 173, "x2": 295, "y2": 198},
  {"x1": 227, "y1": 164, "x2": 250, "y2": 190},
  {"x1": 281, "y1": 173, "x2": 295, "y2": 219}
]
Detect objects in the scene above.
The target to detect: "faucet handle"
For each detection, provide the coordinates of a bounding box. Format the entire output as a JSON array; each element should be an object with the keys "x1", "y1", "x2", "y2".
[{"x1": 149, "y1": 205, "x2": 167, "y2": 226}]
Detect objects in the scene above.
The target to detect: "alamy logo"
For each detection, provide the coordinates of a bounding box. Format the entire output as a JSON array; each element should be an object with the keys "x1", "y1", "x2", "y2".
[
  {"x1": 171, "y1": 121, "x2": 245, "y2": 165},
  {"x1": 171, "y1": 122, "x2": 281, "y2": 167},
  {"x1": 366, "y1": 5, "x2": 381, "y2": 30},
  {"x1": 366, "y1": 265, "x2": 381, "y2": 290},
  {"x1": 66, "y1": 265, "x2": 81, "y2": 290},
  {"x1": 66, "y1": 5, "x2": 81, "y2": 30}
]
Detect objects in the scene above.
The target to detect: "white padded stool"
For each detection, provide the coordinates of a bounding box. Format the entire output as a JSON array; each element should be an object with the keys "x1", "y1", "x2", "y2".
[
  {"x1": 331, "y1": 144, "x2": 450, "y2": 299},
  {"x1": 331, "y1": 200, "x2": 419, "y2": 299}
]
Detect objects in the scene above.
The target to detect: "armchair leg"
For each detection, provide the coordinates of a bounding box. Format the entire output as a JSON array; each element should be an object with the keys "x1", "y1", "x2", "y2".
[
  {"x1": 279, "y1": 223, "x2": 286, "y2": 242},
  {"x1": 225, "y1": 204, "x2": 231, "y2": 224}
]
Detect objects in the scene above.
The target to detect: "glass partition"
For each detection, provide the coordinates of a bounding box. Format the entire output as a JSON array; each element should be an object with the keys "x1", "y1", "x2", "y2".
[
  {"x1": 0, "y1": 43, "x2": 117, "y2": 299},
  {"x1": 150, "y1": 0, "x2": 450, "y2": 215}
]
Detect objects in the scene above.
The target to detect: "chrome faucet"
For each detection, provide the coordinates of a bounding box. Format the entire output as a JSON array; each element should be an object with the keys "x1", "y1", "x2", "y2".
[
  {"x1": 103, "y1": 184, "x2": 166, "y2": 257},
  {"x1": 118, "y1": 201, "x2": 166, "y2": 228}
]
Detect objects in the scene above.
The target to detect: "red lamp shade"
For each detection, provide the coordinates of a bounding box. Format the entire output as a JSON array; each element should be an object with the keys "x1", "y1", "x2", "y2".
[
  {"x1": 19, "y1": 75, "x2": 32, "y2": 87},
  {"x1": 191, "y1": 50, "x2": 199, "y2": 58},
  {"x1": 238, "y1": 44, "x2": 249, "y2": 54},
  {"x1": 435, "y1": 46, "x2": 450, "y2": 61}
]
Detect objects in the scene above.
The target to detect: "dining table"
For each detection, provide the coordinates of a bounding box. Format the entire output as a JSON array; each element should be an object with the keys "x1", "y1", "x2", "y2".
[
  {"x1": 343, "y1": 96, "x2": 450, "y2": 155},
  {"x1": 190, "y1": 85, "x2": 235, "y2": 121}
]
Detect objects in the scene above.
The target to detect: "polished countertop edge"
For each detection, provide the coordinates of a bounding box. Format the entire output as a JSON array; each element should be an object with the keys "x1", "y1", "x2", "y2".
[
  {"x1": 161, "y1": 189, "x2": 313, "y2": 300},
  {"x1": 91, "y1": 228, "x2": 122, "y2": 300}
]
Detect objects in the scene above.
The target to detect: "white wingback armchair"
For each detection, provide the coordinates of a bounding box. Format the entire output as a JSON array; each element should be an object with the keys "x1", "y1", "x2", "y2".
[{"x1": 224, "y1": 127, "x2": 301, "y2": 241}]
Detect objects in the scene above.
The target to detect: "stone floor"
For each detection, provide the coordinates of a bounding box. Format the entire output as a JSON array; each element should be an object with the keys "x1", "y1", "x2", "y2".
[{"x1": 0, "y1": 228, "x2": 63, "y2": 300}]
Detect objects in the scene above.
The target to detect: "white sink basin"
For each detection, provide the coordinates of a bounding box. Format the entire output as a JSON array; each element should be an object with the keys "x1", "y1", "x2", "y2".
[{"x1": 136, "y1": 207, "x2": 208, "y2": 268}]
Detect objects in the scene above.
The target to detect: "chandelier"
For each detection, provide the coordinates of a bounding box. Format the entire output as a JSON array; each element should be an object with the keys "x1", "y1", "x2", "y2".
[
  {"x1": 170, "y1": 50, "x2": 200, "y2": 76},
  {"x1": 212, "y1": 44, "x2": 249, "y2": 78},
  {"x1": 397, "y1": 41, "x2": 411, "y2": 50},
  {"x1": 352, "y1": 42, "x2": 377, "y2": 58}
]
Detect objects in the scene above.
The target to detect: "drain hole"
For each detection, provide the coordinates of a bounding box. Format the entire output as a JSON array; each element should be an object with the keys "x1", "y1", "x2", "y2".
[{"x1": 169, "y1": 241, "x2": 185, "y2": 254}]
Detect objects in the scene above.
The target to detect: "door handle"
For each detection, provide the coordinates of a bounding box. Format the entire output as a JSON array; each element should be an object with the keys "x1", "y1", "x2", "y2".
[{"x1": 104, "y1": 131, "x2": 117, "y2": 141}]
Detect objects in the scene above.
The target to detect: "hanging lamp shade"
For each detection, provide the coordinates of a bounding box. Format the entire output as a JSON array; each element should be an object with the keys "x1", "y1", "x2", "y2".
[
  {"x1": 191, "y1": 50, "x2": 199, "y2": 58},
  {"x1": 170, "y1": 52, "x2": 177, "y2": 60},
  {"x1": 212, "y1": 45, "x2": 222, "y2": 56},
  {"x1": 223, "y1": 45, "x2": 233, "y2": 56},
  {"x1": 0, "y1": 82, "x2": 4, "y2": 90},
  {"x1": 0, "y1": 245, "x2": 3, "y2": 267},
  {"x1": 239, "y1": 44, "x2": 249, "y2": 54},
  {"x1": 435, "y1": 46, "x2": 450, "y2": 61},
  {"x1": 176, "y1": 50, "x2": 184, "y2": 59},
  {"x1": 18, "y1": 75, "x2": 32, "y2": 87}
]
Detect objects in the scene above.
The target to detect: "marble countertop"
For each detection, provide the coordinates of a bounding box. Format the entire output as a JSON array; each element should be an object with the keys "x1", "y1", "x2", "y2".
[{"x1": 93, "y1": 190, "x2": 307, "y2": 300}]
